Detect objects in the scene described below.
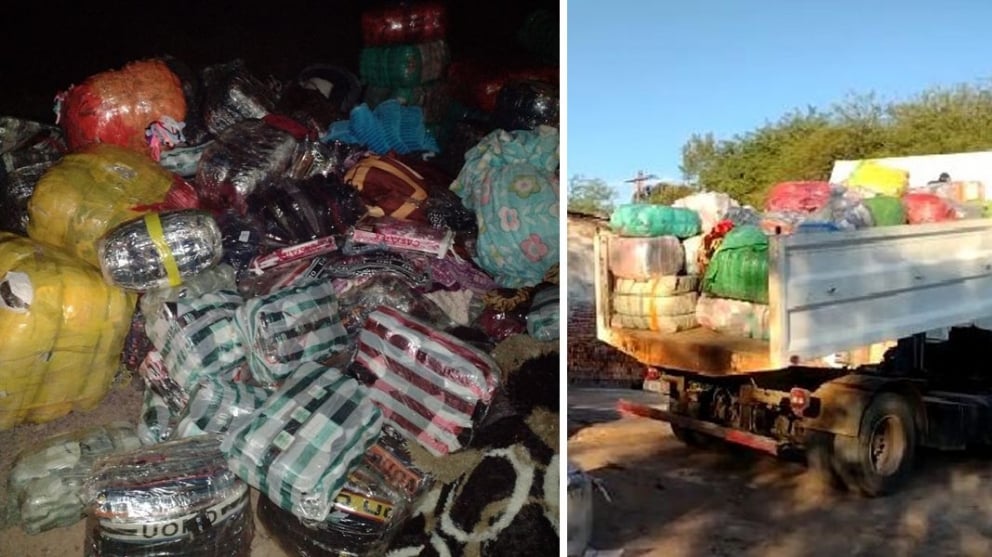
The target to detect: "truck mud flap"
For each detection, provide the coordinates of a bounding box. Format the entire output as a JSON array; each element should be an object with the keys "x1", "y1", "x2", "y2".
[{"x1": 616, "y1": 399, "x2": 780, "y2": 456}]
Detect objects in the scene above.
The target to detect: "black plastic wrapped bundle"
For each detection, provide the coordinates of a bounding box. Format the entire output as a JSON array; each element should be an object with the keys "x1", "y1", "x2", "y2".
[
  {"x1": 277, "y1": 65, "x2": 364, "y2": 132},
  {"x1": 215, "y1": 210, "x2": 265, "y2": 283},
  {"x1": 160, "y1": 55, "x2": 212, "y2": 146},
  {"x1": 200, "y1": 60, "x2": 278, "y2": 136},
  {"x1": 248, "y1": 174, "x2": 366, "y2": 248},
  {"x1": 195, "y1": 119, "x2": 300, "y2": 213},
  {"x1": 97, "y1": 210, "x2": 224, "y2": 292},
  {"x1": 83, "y1": 436, "x2": 253, "y2": 557},
  {"x1": 256, "y1": 464, "x2": 411, "y2": 557},
  {"x1": 493, "y1": 80, "x2": 559, "y2": 131}
]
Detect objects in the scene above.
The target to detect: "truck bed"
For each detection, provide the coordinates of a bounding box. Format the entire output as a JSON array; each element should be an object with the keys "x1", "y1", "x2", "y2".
[
  {"x1": 600, "y1": 326, "x2": 771, "y2": 374},
  {"x1": 595, "y1": 219, "x2": 992, "y2": 376}
]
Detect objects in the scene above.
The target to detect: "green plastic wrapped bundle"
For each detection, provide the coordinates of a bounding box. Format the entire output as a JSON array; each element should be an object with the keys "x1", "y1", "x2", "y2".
[
  {"x1": 702, "y1": 225, "x2": 769, "y2": 304},
  {"x1": 609, "y1": 204, "x2": 701, "y2": 238},
  {"x1": 862, "y1": 195, "x2": 906, "y2": 227},
  {"x1": 360, "y1": 41, "x2": 450, "y2": 88}
]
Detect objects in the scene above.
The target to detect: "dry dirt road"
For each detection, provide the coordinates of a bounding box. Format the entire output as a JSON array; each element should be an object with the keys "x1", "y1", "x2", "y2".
[{"x1": 568, "y1": 387, "x2": 992, "y2": 557}]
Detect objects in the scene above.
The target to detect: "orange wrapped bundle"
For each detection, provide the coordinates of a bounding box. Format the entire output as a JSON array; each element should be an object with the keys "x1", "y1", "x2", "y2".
[{"x1": 57, "y1": 59, "x2": 187, "y2": 159}]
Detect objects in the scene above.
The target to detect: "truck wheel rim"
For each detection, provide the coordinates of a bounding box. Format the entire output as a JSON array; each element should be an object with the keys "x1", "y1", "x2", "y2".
[{"x1": 868, "y1": 415, "x2": 905, "y2": 476}]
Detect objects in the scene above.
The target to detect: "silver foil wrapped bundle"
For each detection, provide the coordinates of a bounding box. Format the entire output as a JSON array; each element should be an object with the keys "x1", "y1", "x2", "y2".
[{"x1": 98, "y1": 210, "x2": 223, "y2": 292}]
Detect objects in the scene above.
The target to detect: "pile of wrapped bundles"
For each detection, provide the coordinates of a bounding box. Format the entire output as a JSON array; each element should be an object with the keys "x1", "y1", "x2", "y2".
[
  {"x1": 0, "y1": 3, "x2": 560, "y2": 555},
  {"x1": 607, "y1": 160, "x2": 983, "y2": 341}
]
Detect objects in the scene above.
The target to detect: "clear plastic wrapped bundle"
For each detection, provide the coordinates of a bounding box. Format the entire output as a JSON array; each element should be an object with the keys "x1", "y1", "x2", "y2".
[
  {"x1": 235, "y1": 279, "x2": 351, "y2": 387},
  {"x1": 98, "y1": 210, "x2": 224, "y2": 292},
  {"x1": 353, "y1": 306, "x2": 502, "y2": 456},
  {"x1": 362, "y1": 424, "x2": 434, "y2": 503},
  {"x1": 672, "y1": 191, "x2": 740, "y2": 235},
  {"x1": 195, "y1": 119, "x2": 300, "y2": 214},
  {"x1": 361, "y1": 1, "x2": 448, "y2": 46},
  {"x1": 200, "y1": 59, "x2": 277, "y2": 136},
  {"x1": 215, "y1": 210, "x2": 266, "y2": 283},
  {"x1": 335, "y1": 274, "x2": 454, "y2": 339},
  {"x1": 144, "y1": 289, "x2": 248, "y2": 392},
  {"x1": 493, "y1": 80, "x2": 560, "y2": 132},
  {"x1": 0, "y1": 233, "x2": 137, "y2": 430},
  {"x1": 121, "y1": 309, "x2": 155, "y2": 373},
  {"x1": 359, "y1": 41, "x2": 451, "y2": 88},
  {"x1": 322, "y1": 252, "x2": 431, "y2": 289},
  {"x1": 136, "y1": 350, "x2": 190, "y2": 415},
  {"x1": 138, "y1": 264, "x2": 238, "y2": 318},
  {"x1": 83, "y1": 435, "x2": 253, "y2": 557},
  {"x1": 345, "y1": 217, "x2": 455, "y2": 259},
  {"x1": 137, "y1": 386, "x2": 177, "y2": 446},
  {"x1": 695, "y1": 294, "x2": 770, "y2": 340},
  {"x1": 418, "y1": 254, "x2": 499, "y2": 294},
  {"x1": 6, "y1": 423, "x2": 141, "y2": 534},
  {"x1": 158, "y1": 140, "x2": 214, "y2": 178},
  {"x1": 607, "y1": 235, "x2": 685, "y2": 280},
  {"x1": 0, "y1": 117, "x2": 66, "y2": 235},
  {"x1": 221, "y1": 362, "x2": 383, "y2": 522},
  {"x1": 172, "y1": 378, "x2": 271, "y2": 439},
  {"x1": 247, "y1": 174, "x2": 367, "y2": 248},
  {"x1": 527, "y1": 284, "x2": 560, "y2": 341}
]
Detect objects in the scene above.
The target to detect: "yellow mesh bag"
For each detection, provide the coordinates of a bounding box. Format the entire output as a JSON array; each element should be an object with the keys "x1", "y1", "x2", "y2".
[{"x1": 846, "y1": 160, "x2": 909, "y2": 197}]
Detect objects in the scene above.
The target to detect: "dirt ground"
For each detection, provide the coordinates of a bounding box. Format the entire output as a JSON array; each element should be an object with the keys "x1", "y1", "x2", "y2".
[
  {"x1": 568, "y1": 387, "x2": 992, "y2": 557},
  {"x1": 0, "y1": 377, "x2": 291, "y2": 557}
]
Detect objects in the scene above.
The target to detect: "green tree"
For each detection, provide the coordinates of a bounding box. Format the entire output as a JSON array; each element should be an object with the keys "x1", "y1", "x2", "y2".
[
  {"x1": 645, "y1": 182, "x2": 696, "y2": 205},
  {"x1": 678, "y1": 82, "x2": 992, "y2": 207},
  {"x1": 568, "y1": 175, "x2": 616, "y2": 216}
]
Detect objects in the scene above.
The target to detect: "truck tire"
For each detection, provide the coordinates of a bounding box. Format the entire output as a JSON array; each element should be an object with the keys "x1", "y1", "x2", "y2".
[
  {"x1": 834, "y1": 392, "x2": 917, "y2": 497},
  {"x1": 805, "y1": 430, "x2": 845, "y2": 490},
  {"x1": 670, "y1": 424, "x2": 719, "y2": 449}
]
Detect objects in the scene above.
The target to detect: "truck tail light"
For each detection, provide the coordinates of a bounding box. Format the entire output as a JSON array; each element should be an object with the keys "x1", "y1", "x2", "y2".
[{"x1": 789, "y1": 387, "x2": 811, "y2": 414}]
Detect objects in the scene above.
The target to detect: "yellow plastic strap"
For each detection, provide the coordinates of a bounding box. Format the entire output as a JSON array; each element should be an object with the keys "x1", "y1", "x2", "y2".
[{"x1": 144, "y1": 213, "x2": 182, "y2": 287}]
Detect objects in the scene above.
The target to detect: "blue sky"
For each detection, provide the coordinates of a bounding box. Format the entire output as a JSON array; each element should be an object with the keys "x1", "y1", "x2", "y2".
[{"x1": 567, "y1": 0, "x2": 992, "y2": 203}]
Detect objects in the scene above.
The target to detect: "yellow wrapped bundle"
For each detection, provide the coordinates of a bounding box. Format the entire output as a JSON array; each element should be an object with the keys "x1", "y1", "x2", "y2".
[
  {"x1": 27, "y1": 143, "x2": 176, "y2": 267},
  {"x1": 0, "y1": 234, "x2": 136, "y2": 430},
  {"x1": 846, "y1": 160, "x2": 910, "y2": 197}
]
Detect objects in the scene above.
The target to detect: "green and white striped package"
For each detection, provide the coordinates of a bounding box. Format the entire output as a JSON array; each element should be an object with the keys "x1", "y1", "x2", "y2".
[
  {"x1": 526, "y1": 285, "x2": 559, "y2": 341},
  {"x1": 137, "y1": 387, "x2": 177, "y2": 446},
  {"x1": 236, "y1": 280, "x2": 351, "y2": 387},
  {"x1": 173, "y1": 379, "x2": 272, "y2": 439},
  {"x1": 145, "y1": 289, "x2": 248, "y2": 391},
  {"x1": 221, "y1": 362, "x2": 383, "y2": 522}
]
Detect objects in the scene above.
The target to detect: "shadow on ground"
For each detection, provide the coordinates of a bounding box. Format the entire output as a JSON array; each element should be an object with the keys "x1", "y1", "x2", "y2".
[{"x1": 568, "y1": 388, "x2": 992, "y2": 557}]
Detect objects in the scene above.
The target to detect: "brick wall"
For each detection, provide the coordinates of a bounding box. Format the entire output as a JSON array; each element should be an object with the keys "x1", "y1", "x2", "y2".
[{"x1": 567, "y1": 302, "x2": 645, "y2": 387}]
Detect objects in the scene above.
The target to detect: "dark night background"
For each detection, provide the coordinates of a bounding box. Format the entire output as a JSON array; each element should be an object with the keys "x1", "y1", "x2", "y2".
[{"x1": 1, "y1": 0, "x2": 559, "y2": 123}]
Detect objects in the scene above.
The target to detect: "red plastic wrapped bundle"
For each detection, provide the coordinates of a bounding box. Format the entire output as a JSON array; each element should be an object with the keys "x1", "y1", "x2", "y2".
[
  {"x1": 361, "y1": 2, "x2": 448, "y2": 46},
  {"x1": 903, "y1": 192, "x2": 957, "y2": 224},
  {"x1": 447, "y1": 61, "x2": 560, "y2": 112},
  {"x1": 764, "y1": 181, "x2": 832, "y2": 213},
  {"x1": 57, "y1": 59, "x2": 186, "y2": 158}
]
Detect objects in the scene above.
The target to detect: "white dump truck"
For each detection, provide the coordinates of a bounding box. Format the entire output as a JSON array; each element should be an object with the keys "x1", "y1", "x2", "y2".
[{"x1": 597, "y1": 151, "x2": 992, "y2": 496}]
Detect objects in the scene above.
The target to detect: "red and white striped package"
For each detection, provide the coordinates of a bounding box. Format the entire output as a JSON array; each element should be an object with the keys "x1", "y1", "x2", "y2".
[{"x1": 354, "y1": 306, "x2": 501, "y2": 456}]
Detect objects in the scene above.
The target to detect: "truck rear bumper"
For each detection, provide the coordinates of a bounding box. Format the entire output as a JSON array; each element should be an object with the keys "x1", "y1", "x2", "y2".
[{"x1": 617, "y1": 399, "x2": 782, "y2": 456}]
